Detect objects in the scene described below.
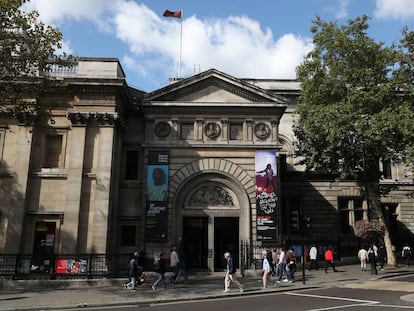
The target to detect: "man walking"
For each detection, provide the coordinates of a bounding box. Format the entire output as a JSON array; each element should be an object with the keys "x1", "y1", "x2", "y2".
[
  {"x1": 152, "y1": 252, "x2": 167, "y2": 290},
  {"x1": 324, "y1": 247, "x2": 338, "y2": 273},
  {"x1": 308, "y1": 245, "x2": 318, "y2": 270},
  {"x1": 169, "y1": 246, "x2": 179, "y2": 283},
  {"x1": 224, "y1": 252, "x2": 244, "y2": 293},
  {"x1": 275, "y1": 246, "x2": 293, "y2": 285}
]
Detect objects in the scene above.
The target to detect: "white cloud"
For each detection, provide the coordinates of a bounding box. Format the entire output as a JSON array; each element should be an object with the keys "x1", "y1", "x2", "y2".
[
  {"x1": 22, "y1": 0, "x2": 122, "y2": 32},
  {"x1": 20, "y1": 0, "x2": 314, "y2": 88},
  {"x1": 374, "y1": 0, "x2": 414, "y2": 21},
  {"x1": 336, "y1": 0, "x2": 350, "y2": 19},
  {"x1": 113, "y1": 3, "x2": 313, "y2": 80}
]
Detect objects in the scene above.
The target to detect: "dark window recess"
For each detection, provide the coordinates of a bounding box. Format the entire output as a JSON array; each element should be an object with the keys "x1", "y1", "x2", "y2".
[
  {"x1": 382, "y1": 159, "x2": 392, "y2": 179},
  {"x1": 279, "y1": 154, "x2": 287, "y2": 173},
  {"x1": 121, "y1": 225, "x2": 136, "y2": 246},
  {"x1": 125, "y1": 150, "x2": 139, "y2": 180}
]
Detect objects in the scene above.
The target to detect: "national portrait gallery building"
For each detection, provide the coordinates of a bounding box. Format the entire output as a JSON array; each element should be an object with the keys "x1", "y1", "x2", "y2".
[{"x1": 0, "y1": 58, "x2": 413, "y2": 274}]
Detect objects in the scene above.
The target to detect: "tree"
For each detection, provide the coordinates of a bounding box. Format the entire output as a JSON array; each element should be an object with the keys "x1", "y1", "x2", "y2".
[
  {"x1": 0, "y1": 0, "x2": 76, "y2": 125},
  {"x1": 295, "y1": 15, "x2": 414, "y2": 266}
]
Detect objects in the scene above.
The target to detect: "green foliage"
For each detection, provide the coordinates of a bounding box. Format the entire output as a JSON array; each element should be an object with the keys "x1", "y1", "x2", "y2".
[
  {"x1": 295, "y1": 15, "x2": 414, "y2": 177},
  {"x1": 0, "y1": 0, "x2": 76, "y2": 125}
]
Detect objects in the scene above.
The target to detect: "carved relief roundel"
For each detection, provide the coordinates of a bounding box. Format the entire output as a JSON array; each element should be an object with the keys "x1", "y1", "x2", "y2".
[
  {"x1": 204, "y1": 122, "x2": 221, "y2": 139},
  {"x1": 254, "y1": 123, "x2": 270, "y2": 139},
  {"x1": 154, "y1": 121, "x2": 171, "y2": 138}
]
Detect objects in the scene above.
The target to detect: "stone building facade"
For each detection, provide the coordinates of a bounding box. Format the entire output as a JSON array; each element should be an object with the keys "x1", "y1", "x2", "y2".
[{"x1": 0, "y1": 58, "x2": 413, "y2": 273}]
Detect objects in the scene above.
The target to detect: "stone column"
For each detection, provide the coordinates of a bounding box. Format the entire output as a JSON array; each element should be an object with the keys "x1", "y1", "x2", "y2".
[
  {"x1": 195, "y1": 118, "x2": 204, "y2": 141},
  {"x1": 208, "y1": 216, "x2": 215, "y2": 273},
  {"x1": 271, "y1": 118, "x2": 280, "y2": 142},
  {"x1": 6, "y1": 125, "x2": 33, "y2": 253},
  {"x1": 245, "y1": 119, "x2": 253, "y2": 141},
  {"x1": 221, "y1": 119, "x2": 228, "y2": 141},
  {"x1": 63, "y1": 113, "x2": 88, "y2": 253},
  {"x1": 90, "y1": 113, "x2": 116, "y2": 253}
]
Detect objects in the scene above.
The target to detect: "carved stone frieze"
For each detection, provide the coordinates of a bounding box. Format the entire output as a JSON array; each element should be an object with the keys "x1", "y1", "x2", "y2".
[
  {"x1": 67, "y1": 112, "x2": 89, "y2": 126},
  {"x1": 188, "y1": 185, "x2": 235, "y2": 208}
]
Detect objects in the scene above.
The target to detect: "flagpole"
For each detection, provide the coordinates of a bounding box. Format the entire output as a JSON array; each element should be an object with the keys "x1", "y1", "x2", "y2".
[{"x1": 178, "y1": 10, "x2": 183, "y2": 79}]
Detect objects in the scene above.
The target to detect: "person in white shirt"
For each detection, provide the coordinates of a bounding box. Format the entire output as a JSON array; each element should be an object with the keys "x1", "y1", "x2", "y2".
[
  {"x1": 308, "y1": 245, "x2": 318, "y2": 270},
  {"x1": 262, "y1": 250, "x2": 271, "y2": 289},
  {"x1": 357, "y1": 247, "x2": 368, "y2": 271}
]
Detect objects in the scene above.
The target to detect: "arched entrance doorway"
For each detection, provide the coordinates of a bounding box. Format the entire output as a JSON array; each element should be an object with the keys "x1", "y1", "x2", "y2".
[{"x1": 170, "y1": 160, "x2": 253, "y2": 272}]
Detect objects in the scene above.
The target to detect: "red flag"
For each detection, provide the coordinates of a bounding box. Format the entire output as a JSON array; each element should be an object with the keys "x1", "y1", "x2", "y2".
[{"x1": 163, "y1": 10, "x2": 182, "y2": 19}]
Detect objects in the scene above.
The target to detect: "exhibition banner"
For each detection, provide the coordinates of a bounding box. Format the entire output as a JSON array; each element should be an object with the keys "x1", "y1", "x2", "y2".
[
  {"x1": 255, "y1": 150, "x2": 278, "y2": 241},
  {"x1": 145, "y1": 151, "x2": 169, "y2": 241}
]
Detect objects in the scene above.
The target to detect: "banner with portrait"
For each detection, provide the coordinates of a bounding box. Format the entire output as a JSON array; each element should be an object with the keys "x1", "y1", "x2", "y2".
[
  {"x1": 255, "y1": 150, "x2": 278, "y2": 241},
  {"x1": 145, "y1": 151, "x2": 169, "y2": 241}
]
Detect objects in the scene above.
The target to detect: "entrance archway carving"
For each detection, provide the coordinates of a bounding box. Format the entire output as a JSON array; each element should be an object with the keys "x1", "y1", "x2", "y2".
[{"x1": 170, "y1": 158, "x2": 255, "y2": 271}]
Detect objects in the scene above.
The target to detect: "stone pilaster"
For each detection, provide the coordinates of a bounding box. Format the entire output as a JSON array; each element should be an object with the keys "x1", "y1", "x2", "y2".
[
  {"x1": 91, "y1": 123, "x2": 115, "y2": 253},
  {"x1": 61, "y1": 125, "x2": 87, "y2": 253},
  {"x1": 9, "y1": 126, "x2": 33, "y2": 253}
]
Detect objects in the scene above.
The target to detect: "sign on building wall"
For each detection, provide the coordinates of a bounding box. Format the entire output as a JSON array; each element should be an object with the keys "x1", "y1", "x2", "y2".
[
  {"x1": 56, "y1": 258, "x2": 88, "y2": 274},
  {"x1": 145, "y1": 151, "x2": 169, "y2": 241},
  {"x1": 255, "y1": 151, "x2": 278, "y2": 241}
]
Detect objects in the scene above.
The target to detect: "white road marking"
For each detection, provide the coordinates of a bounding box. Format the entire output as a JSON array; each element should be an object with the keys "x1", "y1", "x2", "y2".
[{"x1": 285, "y1": 291, "x2": 380, "y2": 304}]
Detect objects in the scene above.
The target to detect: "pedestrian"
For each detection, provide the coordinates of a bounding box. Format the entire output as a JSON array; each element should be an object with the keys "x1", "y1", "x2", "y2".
[
  {"x1": 262, "y1": 250, "x2": 271, "y2": 289},
  {"x1": 271, "y1": 247, "x2": 278, "y2": 276},
  {"x1": 275, "y1": 246, "x2": 293, "y2": 285},
  {"x1": 357, "y1": 246, "x2": 368, "y2": 272},
  {"x1": 377, "y1": 244, "x2": 386, "y2": 271},
  {"x1": 224, "y1": 252, "x2": 244, "y2": 293},
  {"x1": 131, "y1": 250, "x2": 145, "y2": 286},
  {"x1": 175, "y1": 254, "x2": 188, "y2": 283},
  {"x1": 125, "y1": 258, "x2": 137, "y2": 290},
  {"x1": 368, "y1": 244, "x2": 377, "y2": 275},
  {"x1": 152, "y1": 252, "x2": 166, "y2": 290},
  {"x1": 324, "y1": 247, "x2": 337, "y2": 273},
  {"x1": 266, "y1": 249, "x2": 275, "y2": 277},
  {"x1": 287, "y1": 247, "x2": 297, "y2": 280},
  {"x1": 402, "y1": 244, "x2": 412, "y2": 267},
  {"x1": 169, "y1": 246, "x2": 179, "y2": 284},
  {"x1": 308, "y1": 245, "x2": 318, "y2": 270}
]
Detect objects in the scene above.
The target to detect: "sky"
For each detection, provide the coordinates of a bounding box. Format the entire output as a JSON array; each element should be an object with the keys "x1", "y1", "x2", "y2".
[{"x1": 22, "y1": 0, "x2": 414, "y2": 92}]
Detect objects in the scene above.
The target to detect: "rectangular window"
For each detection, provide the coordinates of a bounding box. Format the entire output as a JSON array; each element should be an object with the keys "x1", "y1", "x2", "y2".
[
  {"x1": 180, "y1": 123, "x2": 194, "y2": 140},
  {"x1": 121, "y1": 225, "x2": 136, "y2": 246},
  {"x1": 43, "y1": 134, "x2": 63, "y2": 168},
  {"x1": 125, "y1": 150, "x2": 139, "y2": 180},
  {"x1": 229, "y1": 123, "x2": 243, "y2": 140},
  {"x1": 338, "y1": 198, "x2": 351, "y2": 234},
  {"x1": 338, "y1": 197, "x2": 365, "y2": 234}
]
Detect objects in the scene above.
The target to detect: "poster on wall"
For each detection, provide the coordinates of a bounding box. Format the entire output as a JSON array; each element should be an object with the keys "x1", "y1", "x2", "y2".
[
  {"x1": 145, "y1": 202, "x2": 168, "y2": 241},
  {"x1": 145, "y1": 151, "x2": 169, "y2": 241},
  {"x1": 255, "y1": 150, "x2": 278, "y2": 241},
  {"x1": 56, "y1": 258, "x2": 88, "y2": 274}
]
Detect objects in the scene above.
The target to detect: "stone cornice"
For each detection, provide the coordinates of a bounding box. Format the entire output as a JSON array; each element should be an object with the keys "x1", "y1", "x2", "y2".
[{"x1": 67, "y1": 112, "x2": 126, "y2": 127}]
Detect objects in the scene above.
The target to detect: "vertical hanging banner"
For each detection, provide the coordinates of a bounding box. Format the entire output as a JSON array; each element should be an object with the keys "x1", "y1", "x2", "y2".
[
  {"x1": 145, "y1": 151, "x2": 169, "y2": 241},
  {"x1": 255, "y1": 151, "x2": 278, "y2": 241}
]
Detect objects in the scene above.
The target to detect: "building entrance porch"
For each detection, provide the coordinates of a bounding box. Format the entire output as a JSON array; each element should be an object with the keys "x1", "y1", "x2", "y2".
[{"x1": 182, "y1": 216, "x2": 239, "y2": 272}]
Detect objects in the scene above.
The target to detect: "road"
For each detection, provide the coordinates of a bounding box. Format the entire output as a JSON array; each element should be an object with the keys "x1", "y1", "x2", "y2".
[{"x1": 55, "y1": 286, "x2": 414, "y2": 311}]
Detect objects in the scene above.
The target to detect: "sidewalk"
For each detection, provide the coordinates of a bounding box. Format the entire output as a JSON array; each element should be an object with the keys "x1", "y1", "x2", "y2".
[{"x1": 0, "y1": 264, "x2": 413, "y2": 311}]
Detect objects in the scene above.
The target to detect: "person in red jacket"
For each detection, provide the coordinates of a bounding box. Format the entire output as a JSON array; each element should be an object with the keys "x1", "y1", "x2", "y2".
[{"x1": 324, "y1": 247, "x2": 338, "y2": 273}]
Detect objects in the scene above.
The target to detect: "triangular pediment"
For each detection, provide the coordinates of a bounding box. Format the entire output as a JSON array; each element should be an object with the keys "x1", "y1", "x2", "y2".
[{"x1": 146, "y1": 69, "x2": 286, "y2": 104}]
